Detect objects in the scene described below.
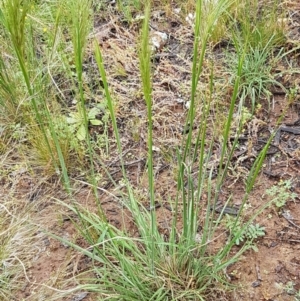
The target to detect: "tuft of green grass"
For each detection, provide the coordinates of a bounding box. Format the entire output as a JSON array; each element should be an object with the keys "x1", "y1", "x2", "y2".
[
  {"x1": 49, "y1": 0, "x2": 280, "y2": 299},
  {"x1": 226, "y1": 0, "x2": 286, "y2": 111},
  {"x1": 229, "y1": 0, "x2": 286, "y2": 49},
  {"x1": 0, "y1": 0, "x2": 72, "y2": 184},
  {"x1": 228, "y1": 41, "x2": 285, "y2": 112}
]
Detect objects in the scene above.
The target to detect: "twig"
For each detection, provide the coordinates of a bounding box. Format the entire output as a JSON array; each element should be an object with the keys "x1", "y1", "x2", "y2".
[{"x1": 255, "y1": 262, "x2": 262, "y2": 281}]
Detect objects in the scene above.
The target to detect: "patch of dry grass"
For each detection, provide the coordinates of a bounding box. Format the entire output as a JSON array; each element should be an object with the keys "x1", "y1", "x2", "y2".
[{"x1": 0, "y1": 197, "x2": 38, "y2": 300}]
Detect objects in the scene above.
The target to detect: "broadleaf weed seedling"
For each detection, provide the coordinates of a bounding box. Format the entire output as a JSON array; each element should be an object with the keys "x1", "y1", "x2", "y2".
[
  {"x1": 266, "y1": 179, "x2": 297, "y2": 209},
  {"x1": 284, "y1": 281, "x2": 296, "y2": 296},
  {"x1": 295, "y1": 289, "x2": 300, "y2": 301},
  {"x1": 225, "y1": 215, "x2": 265, "y2": 249},
  {"x1": 66, "y1": 104, "x2": 103, "y2": 141}
]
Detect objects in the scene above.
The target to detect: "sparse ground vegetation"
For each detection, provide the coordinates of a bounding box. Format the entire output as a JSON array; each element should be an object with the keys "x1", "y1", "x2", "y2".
[{"x1": 1, "y1": 0, "x2": 300, "y2": 300}]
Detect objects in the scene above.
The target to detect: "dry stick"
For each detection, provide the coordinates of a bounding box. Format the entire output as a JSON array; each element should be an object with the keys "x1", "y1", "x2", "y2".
[
  {"x1": 282, "y1": 214, "x2": 300, "y2": 230},
  {"x1": 255, "y1": 261, "x2": 262, "y2": 282}
]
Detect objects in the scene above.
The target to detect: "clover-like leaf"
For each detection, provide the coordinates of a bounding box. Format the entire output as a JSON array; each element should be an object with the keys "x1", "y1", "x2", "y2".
[
  {"x1": 88, "y1": 107, "x2": 101, "y2": 119},
  {"x1": 90, "y1": 119, "x2": 102, "y2": 126},
  {"x1": 77, "y1": 124, "x2": 86, "y2": 141}
]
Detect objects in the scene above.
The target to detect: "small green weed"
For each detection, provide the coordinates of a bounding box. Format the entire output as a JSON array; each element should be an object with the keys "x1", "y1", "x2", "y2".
[
  {"x1": 66, "y1": 104, "x2": 105, "y2": 141},
  {"x1": 295, "y1": 289, "x2": 300, "y2": 301},
  {"x1": 266, "y1": 180, "x2": 297, "y2": 209},
  {"x1": 284, "y1": 281, "x2": 296, "y2": 295},
  {"x1": 225, "y1": 215, "x2": 265, "y2": 250}
]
